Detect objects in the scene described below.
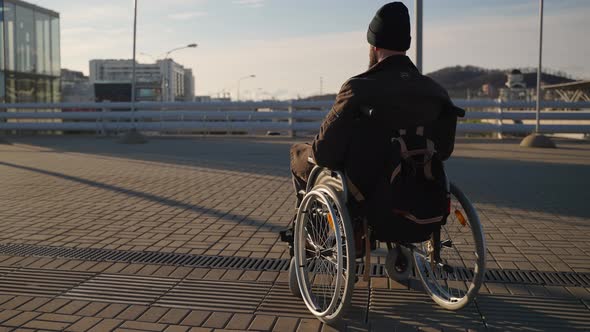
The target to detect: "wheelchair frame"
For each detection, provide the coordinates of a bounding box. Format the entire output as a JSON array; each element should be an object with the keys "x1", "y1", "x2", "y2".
[{"x1": 285, "y1": 164, "x2": 486, "y2": 325}]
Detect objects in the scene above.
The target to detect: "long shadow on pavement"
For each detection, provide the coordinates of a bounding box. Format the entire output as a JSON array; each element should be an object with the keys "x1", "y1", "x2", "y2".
[
  {"x1": 0, "y1": 160, "x2": 283, "y2": 232},
  {"x1": 5, "y1": 136, "x2": 590, "y2": 218}
]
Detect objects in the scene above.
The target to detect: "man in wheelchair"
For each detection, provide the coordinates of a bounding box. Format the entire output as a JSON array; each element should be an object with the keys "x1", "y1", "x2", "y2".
[
  {"x1": 286, "y1": 2, "x2": 462, "y2": 246},
  {"x1": 279, "y1": 4, "x2": 483, "y2": 322}
]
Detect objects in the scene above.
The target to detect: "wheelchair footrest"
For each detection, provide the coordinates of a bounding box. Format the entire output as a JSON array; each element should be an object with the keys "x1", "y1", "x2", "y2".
[{"x1": 279, "y1": 229, "x2": 294, "y2": 244}]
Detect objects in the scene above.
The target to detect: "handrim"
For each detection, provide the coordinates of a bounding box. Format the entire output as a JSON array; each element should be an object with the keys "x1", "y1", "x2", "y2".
[
  {"x1": 413, "y1": 182, "x2": 486, "y2": 310},
  {"x1": 293, "y1": 184, "x2": 355, "y2": 324}
]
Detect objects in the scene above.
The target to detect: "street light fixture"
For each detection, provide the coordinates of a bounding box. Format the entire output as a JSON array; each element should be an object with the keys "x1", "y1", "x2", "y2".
[
  {"x1": 156, "y1": 44, "x2": 198, "y2": 102},
  {"x1": 162, "y1": 43, "x2": 198, "y2": 60},
  {"x1": 237, "y1": 75, "x2": 256, "y2": 101}
]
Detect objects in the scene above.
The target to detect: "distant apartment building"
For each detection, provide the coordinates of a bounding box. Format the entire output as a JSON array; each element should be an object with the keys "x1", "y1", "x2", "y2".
[
  {"x1": 0, "y1": 0, "x2": 60, "y2": 104},
  {"x1": 183, "y1": 68, "x2": 195, "y2": 102},
  {"x1": 61, "y1": 69, "x2": 93, "y2": 103},
  {"x1": 89, "y1": 59, "x2": 195, "y2": 102}
]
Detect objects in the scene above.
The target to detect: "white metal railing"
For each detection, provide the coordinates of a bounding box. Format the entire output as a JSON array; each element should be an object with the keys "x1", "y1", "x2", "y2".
[{"x1": 1, "y1": 100, "x2": 590, "y2": 136}]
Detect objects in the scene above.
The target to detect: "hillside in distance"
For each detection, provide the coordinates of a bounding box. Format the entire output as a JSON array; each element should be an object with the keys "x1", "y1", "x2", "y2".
[
  {"x1": 426, "y1": 65, "x2": 575, "y2": 98},
  {"x1": 302, "y1": 65, "x2": 576, "y2": 101}
]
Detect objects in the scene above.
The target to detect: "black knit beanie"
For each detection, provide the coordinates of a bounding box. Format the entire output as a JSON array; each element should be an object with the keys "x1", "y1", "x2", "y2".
[{"x1": 367, "y1": 2, "x2": 411, "y2": 52}]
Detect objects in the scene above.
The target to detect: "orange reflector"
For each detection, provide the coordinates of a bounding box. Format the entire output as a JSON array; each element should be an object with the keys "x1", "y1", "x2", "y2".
[
  {"x1": 327, "y1": 213, "x2": 335, "y2": 230},
  {"x1": 455, "y1": 210, "x2": 467, "y2": 226}
]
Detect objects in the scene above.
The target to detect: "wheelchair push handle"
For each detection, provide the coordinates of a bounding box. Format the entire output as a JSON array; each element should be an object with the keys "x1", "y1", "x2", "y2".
[{"x1": 449, "y1": 104, "x2": 466, "y2": 118}]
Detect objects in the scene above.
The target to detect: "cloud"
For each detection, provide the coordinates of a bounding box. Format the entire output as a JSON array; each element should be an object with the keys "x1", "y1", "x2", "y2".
[
  {"x1": 49, "y1": 0, "x2": 589, "y2": 99},
  {"x1": 232, "y1": 0, "x2": 265, "y2": 8},
  {"x1": 167, "y1": 11, "x2": 208, "y2": 20}
]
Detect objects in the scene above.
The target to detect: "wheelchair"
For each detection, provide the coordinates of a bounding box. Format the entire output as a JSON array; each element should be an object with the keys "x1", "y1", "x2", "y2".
[{"x1": 282, "y1": 161, "x2": 486, "y2": 325}]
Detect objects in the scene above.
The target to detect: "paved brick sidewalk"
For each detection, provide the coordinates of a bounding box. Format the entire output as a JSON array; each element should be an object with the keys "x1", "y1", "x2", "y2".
[{"x1": 1, "y1": 136, "x2": 589, "y2": 331}]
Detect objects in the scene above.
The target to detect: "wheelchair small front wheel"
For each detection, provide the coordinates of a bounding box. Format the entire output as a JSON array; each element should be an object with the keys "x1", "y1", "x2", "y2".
[
  {"x1": 413, "y1": 182, "x2": 486, "y2": 311},
  {"x1": 293, "y1": 185, "x2": 355, "y2": 325}
]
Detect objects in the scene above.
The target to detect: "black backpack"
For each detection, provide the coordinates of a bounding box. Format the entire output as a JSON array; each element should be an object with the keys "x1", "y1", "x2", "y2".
[{"x1": 367, "y1": 126, "x2": 450, "y2": 243}]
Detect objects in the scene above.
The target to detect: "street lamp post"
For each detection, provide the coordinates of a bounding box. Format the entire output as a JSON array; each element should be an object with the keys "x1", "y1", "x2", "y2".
[
  {"x1": 131, "y1": 0, "x2": 138, "y2": 124},
  {"x1": 535, "y1": 0, "x2": 544, "y2": 133},
  {"x1": 414, "y1": 0, "x2": 423, "y2": 72},
  {"x1": 520, "y1": 0, "x2": 555, "y2": 148},
  {"x1": 237, "y1": 75, "x2": 256, "y2": 101},
  {"x1": 119, "y1": 0, "x2": 147, "y2": 144}
]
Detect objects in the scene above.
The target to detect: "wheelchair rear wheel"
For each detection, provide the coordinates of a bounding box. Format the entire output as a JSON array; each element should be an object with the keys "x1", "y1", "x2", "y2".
[
  {"x1": 293, "y1": 185, "x2": 355, "y2": 325},
  {"x1": 413, "y1": 182, "x2": 486, "y2": 310}
]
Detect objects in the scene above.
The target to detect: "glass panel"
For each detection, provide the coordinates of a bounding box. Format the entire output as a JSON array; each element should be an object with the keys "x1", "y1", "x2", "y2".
[
  {"x1": 35, "y1": 12, "x2": 50, "y2": 75},
  {"x1": 139, "y1": 88, "x2": 157, "y2": 98},
  {"x1": 0, "y1": 72, "x2": 5, "y2": 103},
  {"x1": 16, "y1": 5, "x2": 35, "y2": 73},
  {"x1": 36, "y1": 77, "x2": 51, "y2": 103},
  {"x1": 16, "y1": 74, "x2": 35, "y2": 103},
  {"x1": 50, "y1": 16, "x2": 60, "y2": 76},
  {"x1": 0, "y1": 0, "x2": 5, "y2": 71},
  {"x1": 4, "y1": 1, "x2": 15, "y2": 71},
  {"x1": 52, "y1": 78, "x2": 60, "y2": 102}
]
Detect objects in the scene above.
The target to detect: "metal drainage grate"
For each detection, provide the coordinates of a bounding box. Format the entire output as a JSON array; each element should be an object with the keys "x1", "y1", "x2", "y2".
[
  {"x1": 362, "y1": 264, "x2": 590, "y2": 288},
  {"x1": 0, "y1": 243, "x2": 289, "y2": 272},
  {"x1": 0, "y1": 243, "x2": 588, "y2": 288}
]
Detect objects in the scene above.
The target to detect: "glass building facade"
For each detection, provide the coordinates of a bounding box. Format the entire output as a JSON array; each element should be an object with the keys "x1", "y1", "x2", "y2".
[{"x1": 0, "y1": 0, "x2": 60, "y2": 104}]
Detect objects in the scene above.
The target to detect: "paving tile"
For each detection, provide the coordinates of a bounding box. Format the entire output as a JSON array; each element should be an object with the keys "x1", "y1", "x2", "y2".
[
  {"x1": 0, "y1": 297, "x2": 34, "y2": 310},
  {"x1": 2, "y1": 312, "x2": 42, "y2": 327},
  {"x1": 65, "y1": 317, "x2": 102, "y2": 332},
  {"x1": 272, "y1": 317, "x2": 298, "y2": 332},
  {"x1": 0, "y1": 295, "x2": 15, "y2": 306},
  {"x1": 23, "y1": 319, "x2": 72, "y2": 331},
  {"x1": 75, "y1": 302, "x2": 110, "y2": 317},
  {"x1": 202, "y1": 312, "x2": 232, "y2": 329},
  {"x1": 181, "y1": 310, "x2": 211, "y2": 326},
  {"x1": 36, "y1": 299, "x2": 71, "y2": 313},
  {"x1": 16, "y1": 297, "x2": 52, "y2": 311},
  {"x1": 36, "y1": 313, "x2": 81, "y2": 323},
  {"x1": 248, "y1": 315, "x2": 276, "y2": 331},
  {"x1": 187, "y1": 328, "x2": 212, "y2": 332},
  {"x1": 225, "y1": 313, "x2": 254, "y2": 330},
  {"x1": 56, "y1": 300, "x2": 91, "y2": 315},
  {"x1": 96, "y1": 303, "x2": 129, "y2": 318},
  {"x1": 120, "y1": 321, "x2": 168, "y2": 331},
  {"x1": 116, "y1": 305, "x2": 150, "y2": 321},
  {"x1": 159, "y1": 309, "x2": 190, "y2": 325},
  {"x1": 139, "y1": 307, "x2": 170, "y2": 323},
  {"x1": 164, "y1": 326, "x2": 190, "y2": 332},
  {"x1": 0, "y1": 309, "x2": 21, "y2": 323},
  {"x1": 297, "y1": 318, "x2": 322, "y2": 332},
  {"x1": 87, "y1": 319, "x2": 124, "y2": 332}
]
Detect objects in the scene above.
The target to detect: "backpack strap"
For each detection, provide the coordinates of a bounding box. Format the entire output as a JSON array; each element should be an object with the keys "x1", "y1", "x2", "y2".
[
  {"x1": 393, "y1": 137, "x2": 409, "y2": 159},
  {"x1": 423, "y1": 139, "x2": 436, "y2": 180},
  {"x1": 347, "y1": 177, "x2": 366, "y2": 202},
  {"x1": 390, "y1": 164, "x2": 402, "y2": 183}
]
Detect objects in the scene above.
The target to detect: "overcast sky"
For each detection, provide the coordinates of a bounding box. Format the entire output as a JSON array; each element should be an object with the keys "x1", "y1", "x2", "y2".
[{"x1": 30, "y1": 0, "x2": 590, "y2": 99}]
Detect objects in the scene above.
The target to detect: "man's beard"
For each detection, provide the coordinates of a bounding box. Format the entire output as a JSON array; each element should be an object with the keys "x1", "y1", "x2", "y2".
[{"x1": 369, "y1": 47, "x2": 378, "y2": 69}]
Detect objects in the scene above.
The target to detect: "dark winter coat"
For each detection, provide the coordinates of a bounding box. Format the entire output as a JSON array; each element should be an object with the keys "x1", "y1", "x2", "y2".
[{"x1": 311, "y1": 55, "x2": 460, "y2": 204}]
